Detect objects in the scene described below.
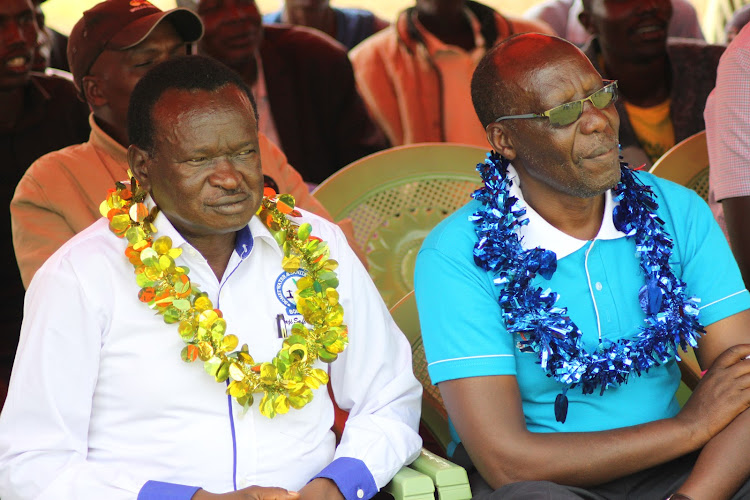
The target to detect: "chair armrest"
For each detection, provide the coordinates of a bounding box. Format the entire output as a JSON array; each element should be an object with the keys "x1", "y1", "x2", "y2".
[
  {"x1": 384, "y1": 460, "x2": 436, "y2": 500},
  {"x1": 408, "y1": 449, "x2": 472, "y2": 500}
]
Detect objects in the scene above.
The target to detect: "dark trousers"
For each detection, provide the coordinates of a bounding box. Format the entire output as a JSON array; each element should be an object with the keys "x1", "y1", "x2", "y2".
[{"x1": 470, "y1": 451, "x2": 750, "y2": 499}]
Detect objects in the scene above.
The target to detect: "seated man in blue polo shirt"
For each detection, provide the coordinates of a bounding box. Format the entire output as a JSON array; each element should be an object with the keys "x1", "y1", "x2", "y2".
[{"x1": 415, "y1": 33, "x2": 750, "y2": 499}]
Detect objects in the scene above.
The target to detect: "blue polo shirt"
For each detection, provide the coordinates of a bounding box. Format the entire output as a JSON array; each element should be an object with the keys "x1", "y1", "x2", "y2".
[{"x1": 415, "y1": 167, "x2": 750, "y2": 445}]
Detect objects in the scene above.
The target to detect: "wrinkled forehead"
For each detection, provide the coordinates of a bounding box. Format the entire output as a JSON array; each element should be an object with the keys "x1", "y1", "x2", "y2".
[
  {"x1": 151, "y1": 85, "x2": 256, "y2": 143},
  {"x1": 506, "y1": 46, "x2": 603, "y2": 112}
]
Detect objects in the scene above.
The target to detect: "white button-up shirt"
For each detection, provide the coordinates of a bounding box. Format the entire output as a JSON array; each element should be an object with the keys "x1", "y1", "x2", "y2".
[{"x1": 0, "y1": 207, "x2": 422, "y2": 499}]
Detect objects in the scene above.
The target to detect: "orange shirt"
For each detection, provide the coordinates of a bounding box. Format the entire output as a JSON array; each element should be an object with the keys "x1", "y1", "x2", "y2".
[{"x1": 623, "y1": 98, "x2": 675, "y2": 164}]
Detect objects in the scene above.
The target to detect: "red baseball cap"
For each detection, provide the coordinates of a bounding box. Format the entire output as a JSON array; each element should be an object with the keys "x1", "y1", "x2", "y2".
[{"x1": 67, "y1": 0, "x2": 204, "y2": 95}]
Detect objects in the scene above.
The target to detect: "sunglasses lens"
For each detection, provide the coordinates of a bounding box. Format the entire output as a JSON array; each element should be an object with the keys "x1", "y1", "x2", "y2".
[
  {"x1": 591, "y1": 86, "x2": 616, "y2": 109},
  {"x1": 548, "y1": 101, "x2": 583, "y2": 127}
]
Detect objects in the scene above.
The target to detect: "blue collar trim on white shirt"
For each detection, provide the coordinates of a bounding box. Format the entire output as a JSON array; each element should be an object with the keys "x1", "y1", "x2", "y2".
[{"x1": 234, "y1": 225, "x2": 254, "y2": 259}]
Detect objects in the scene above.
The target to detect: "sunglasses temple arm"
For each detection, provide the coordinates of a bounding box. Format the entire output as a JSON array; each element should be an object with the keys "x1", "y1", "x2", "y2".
[{"x1": 494, "y1": 113, "x2": 542, "y2": 123}]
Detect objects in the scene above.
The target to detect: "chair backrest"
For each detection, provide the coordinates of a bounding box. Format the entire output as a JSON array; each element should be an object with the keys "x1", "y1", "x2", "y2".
[
  {"x1": 313, "y1": 143, "x2": 487, "y2": 307},
  {"x1": 390, "y1": 290, "x2": 452, "y2": 453},
  {"x1": 648, "y1": 130, "x2": 709, "y2": 201}
]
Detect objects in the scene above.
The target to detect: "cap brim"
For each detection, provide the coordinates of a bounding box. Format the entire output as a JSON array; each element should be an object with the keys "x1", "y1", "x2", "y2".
[{"x1": 109, "y1": 8, "x2": 204, "y2": 50}]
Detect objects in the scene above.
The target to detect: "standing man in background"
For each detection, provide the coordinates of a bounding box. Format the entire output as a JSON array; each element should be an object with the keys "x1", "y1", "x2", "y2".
[
  {"x1": 0, "y1": 0, "x2": 90, "y2": 407},
  {"x1": 350, "y1": 0, "x2": 553, "y2": 148},
  {"x1": 197, "y1": 0, "x2": 388, "y2": 184}
]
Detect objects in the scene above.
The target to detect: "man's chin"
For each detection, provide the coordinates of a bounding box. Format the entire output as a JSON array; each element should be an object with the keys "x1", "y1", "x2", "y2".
[{"x1": 0, "y1": 72, "x2": 31, "y2": 92}]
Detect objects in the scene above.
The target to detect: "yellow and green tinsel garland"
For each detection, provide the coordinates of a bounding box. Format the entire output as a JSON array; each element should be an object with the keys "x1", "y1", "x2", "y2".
[{"x1": 99, "y1": 173, "x2": 348, "y2": 418}]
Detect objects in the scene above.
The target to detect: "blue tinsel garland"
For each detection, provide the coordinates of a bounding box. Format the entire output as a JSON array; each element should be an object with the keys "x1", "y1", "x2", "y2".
[{"x1": 471, "y1": 152, "x2": 705, "y2": 423}]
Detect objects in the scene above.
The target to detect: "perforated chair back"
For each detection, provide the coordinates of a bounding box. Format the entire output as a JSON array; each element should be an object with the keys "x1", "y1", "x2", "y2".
[
  {"x1": 390, "y1": 290, "x2": 451, "y2": 453},
  {"x1": 649, "y1": 131, "x2": 709, "y2": 201},
  {"x1": 313, "y1": 143, "x2": 487, "y2": 307}
]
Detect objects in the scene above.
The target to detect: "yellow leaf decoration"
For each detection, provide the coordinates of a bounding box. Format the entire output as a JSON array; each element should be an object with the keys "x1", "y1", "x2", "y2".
[{"x1": 101, "y1": 180, "x2": 348, "y2": 418}]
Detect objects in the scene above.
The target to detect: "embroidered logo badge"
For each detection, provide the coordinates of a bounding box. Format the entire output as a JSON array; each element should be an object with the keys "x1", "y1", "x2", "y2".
[{"x1": 274, "y1": 270, "x2": 305, "y2": 316}]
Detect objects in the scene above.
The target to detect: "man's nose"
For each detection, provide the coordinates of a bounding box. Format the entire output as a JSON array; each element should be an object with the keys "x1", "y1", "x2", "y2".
[
  {"x1": 210, "y1": 157, "x2": 243, "y2": 190},
  {"x1": 635, "y1": 0, "x2": 667, "y2": 13},
  {"x1": 1, "y1": 22, "x2": 27, "y2": 49},
  {"x1": 579, "y1": 100, "x2": 612, "y2": 135}
]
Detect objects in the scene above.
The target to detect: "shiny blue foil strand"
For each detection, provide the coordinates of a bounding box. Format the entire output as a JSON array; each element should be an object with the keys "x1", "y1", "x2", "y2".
[{"x1": 470, "y1": 152, "x2": 705, "y2": 423}]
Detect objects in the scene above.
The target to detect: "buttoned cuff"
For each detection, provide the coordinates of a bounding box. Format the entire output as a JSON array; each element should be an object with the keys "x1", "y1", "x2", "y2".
[
  {"x1": 138, "y1": 480, "x2": 201, "y2": 500},
  {"x1": 312, "y1": 457, "x2": 378, "y2": 500}
]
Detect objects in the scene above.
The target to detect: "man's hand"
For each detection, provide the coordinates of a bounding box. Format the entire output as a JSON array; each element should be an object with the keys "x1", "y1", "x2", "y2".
[
  {"x1": 298, "y1": 478, "x2": 345, "y2": 500},
  {"x1": 190, "y1": 478, "x2": 345, "y2": 500},
  {"x1": 676, "y1": 344, "x2": 750, "y2": 443},
  {"x1": 192, "y1": 486, "x2": 300, "y2": 500}
]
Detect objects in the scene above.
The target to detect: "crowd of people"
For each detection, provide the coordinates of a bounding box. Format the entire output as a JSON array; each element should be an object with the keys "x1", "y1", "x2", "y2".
[{"x1": 1, "y1": 0, "x2": 750, "y2": 498}]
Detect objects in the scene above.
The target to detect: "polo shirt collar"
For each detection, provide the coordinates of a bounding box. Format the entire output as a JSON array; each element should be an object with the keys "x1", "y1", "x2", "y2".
[{"x1": 506, "y1": 164, "x2": 626, "y2": 260}]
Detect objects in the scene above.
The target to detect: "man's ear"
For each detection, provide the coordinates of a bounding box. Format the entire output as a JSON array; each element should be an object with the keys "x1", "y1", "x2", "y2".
[
  {"x1": 578, "y1": 10, "x2": 596, "y2": 35},
  {"x1": 486, "y1": 122, "x2": 517, "y2": 161},
  {"x1": 128, "y1": 145, "x2": 152, "y2": 192},
  {"x1": 81, "y1": 75, "x2": 107, "y2": 108}
]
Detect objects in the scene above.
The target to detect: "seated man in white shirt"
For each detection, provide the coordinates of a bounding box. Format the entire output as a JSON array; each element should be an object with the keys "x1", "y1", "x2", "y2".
[{"x1": 0, "y1": 55, "x2": 422, "y2": 500}]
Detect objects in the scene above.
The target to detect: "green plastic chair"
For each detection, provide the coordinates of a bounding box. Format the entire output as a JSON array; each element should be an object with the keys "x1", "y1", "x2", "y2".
[
  {"x1": 312, "y1": 143, "x2": 487, "y2": 308},
  {"x1": 649, "y1": 130, "x2": 708, "y2": 400},
  {"x1": 389, "y1": 290, "x2": 472, "y2": 500}
]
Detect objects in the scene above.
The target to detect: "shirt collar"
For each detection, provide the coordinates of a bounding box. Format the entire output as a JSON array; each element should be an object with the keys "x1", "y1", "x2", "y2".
[
  {"x1": 412, "y1": 7, "x2": 485, "y2": 57},
  {"x1": 90, "y1": 114, "x2": 128, "y2": 165},
  {"x1": 507, "y1": 164, "x2": 625, "y2": 260}
]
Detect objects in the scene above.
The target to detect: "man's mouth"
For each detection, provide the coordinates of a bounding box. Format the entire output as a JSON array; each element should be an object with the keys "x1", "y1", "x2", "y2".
[
  {"x1": 632, "y1": 21, "x2": 667, "y2": 39},
  {"x1": 210, "y1": 193, "x2": 251, "y2": 208},
  {"x1": 3, "y1": 54, "x2": 30, "y2": 72},
  {"x1": 583, "y1": 143, "x2": 617, "y2": 160}
]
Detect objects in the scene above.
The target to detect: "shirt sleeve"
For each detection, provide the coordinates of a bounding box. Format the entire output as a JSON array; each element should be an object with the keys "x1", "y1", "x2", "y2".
[
  {"x1": 656, "y1": 177, "x2": 750, "y2": 325},
  {"x1": 10, "y1": 162, "x2": 79, "y2": 288},
  {"x1": 137, "y1": 481, "x2": 200, "y2": 500},
  {"x1": 312, "y1": 457, "x2": 377, "y2": 500},
  {"x1": 321, "y1": 223, "x2": 422, "y2": 493},
  {"x1": 414, "y1": 206, "x2": 517, "y2": 385},
  {"x1": 0, "y1": 255, "x2": 153, "y2": 499}
]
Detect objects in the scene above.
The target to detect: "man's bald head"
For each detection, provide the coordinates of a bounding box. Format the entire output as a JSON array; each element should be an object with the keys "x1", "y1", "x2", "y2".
[{"x1": 471, "y1": 33, "x2": 589, "y2": 128}]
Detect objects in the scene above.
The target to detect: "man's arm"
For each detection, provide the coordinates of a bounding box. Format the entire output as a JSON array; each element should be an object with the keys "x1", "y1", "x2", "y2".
[
  {"x1": 11, "y1": 167, "x2": 81, "y2": 288},
  {"x1": 320, "y1": 223, "x2": 422, "y2": 495},
  {"x1": 672, "y1": 310, "x2": 750, "y2": 499},
  {"x1": 439, "y1": 336, "x2": 750, "y2": 490},
  {"x1": 0, "y1": 255, "x2": 149, "y2": 499}
]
